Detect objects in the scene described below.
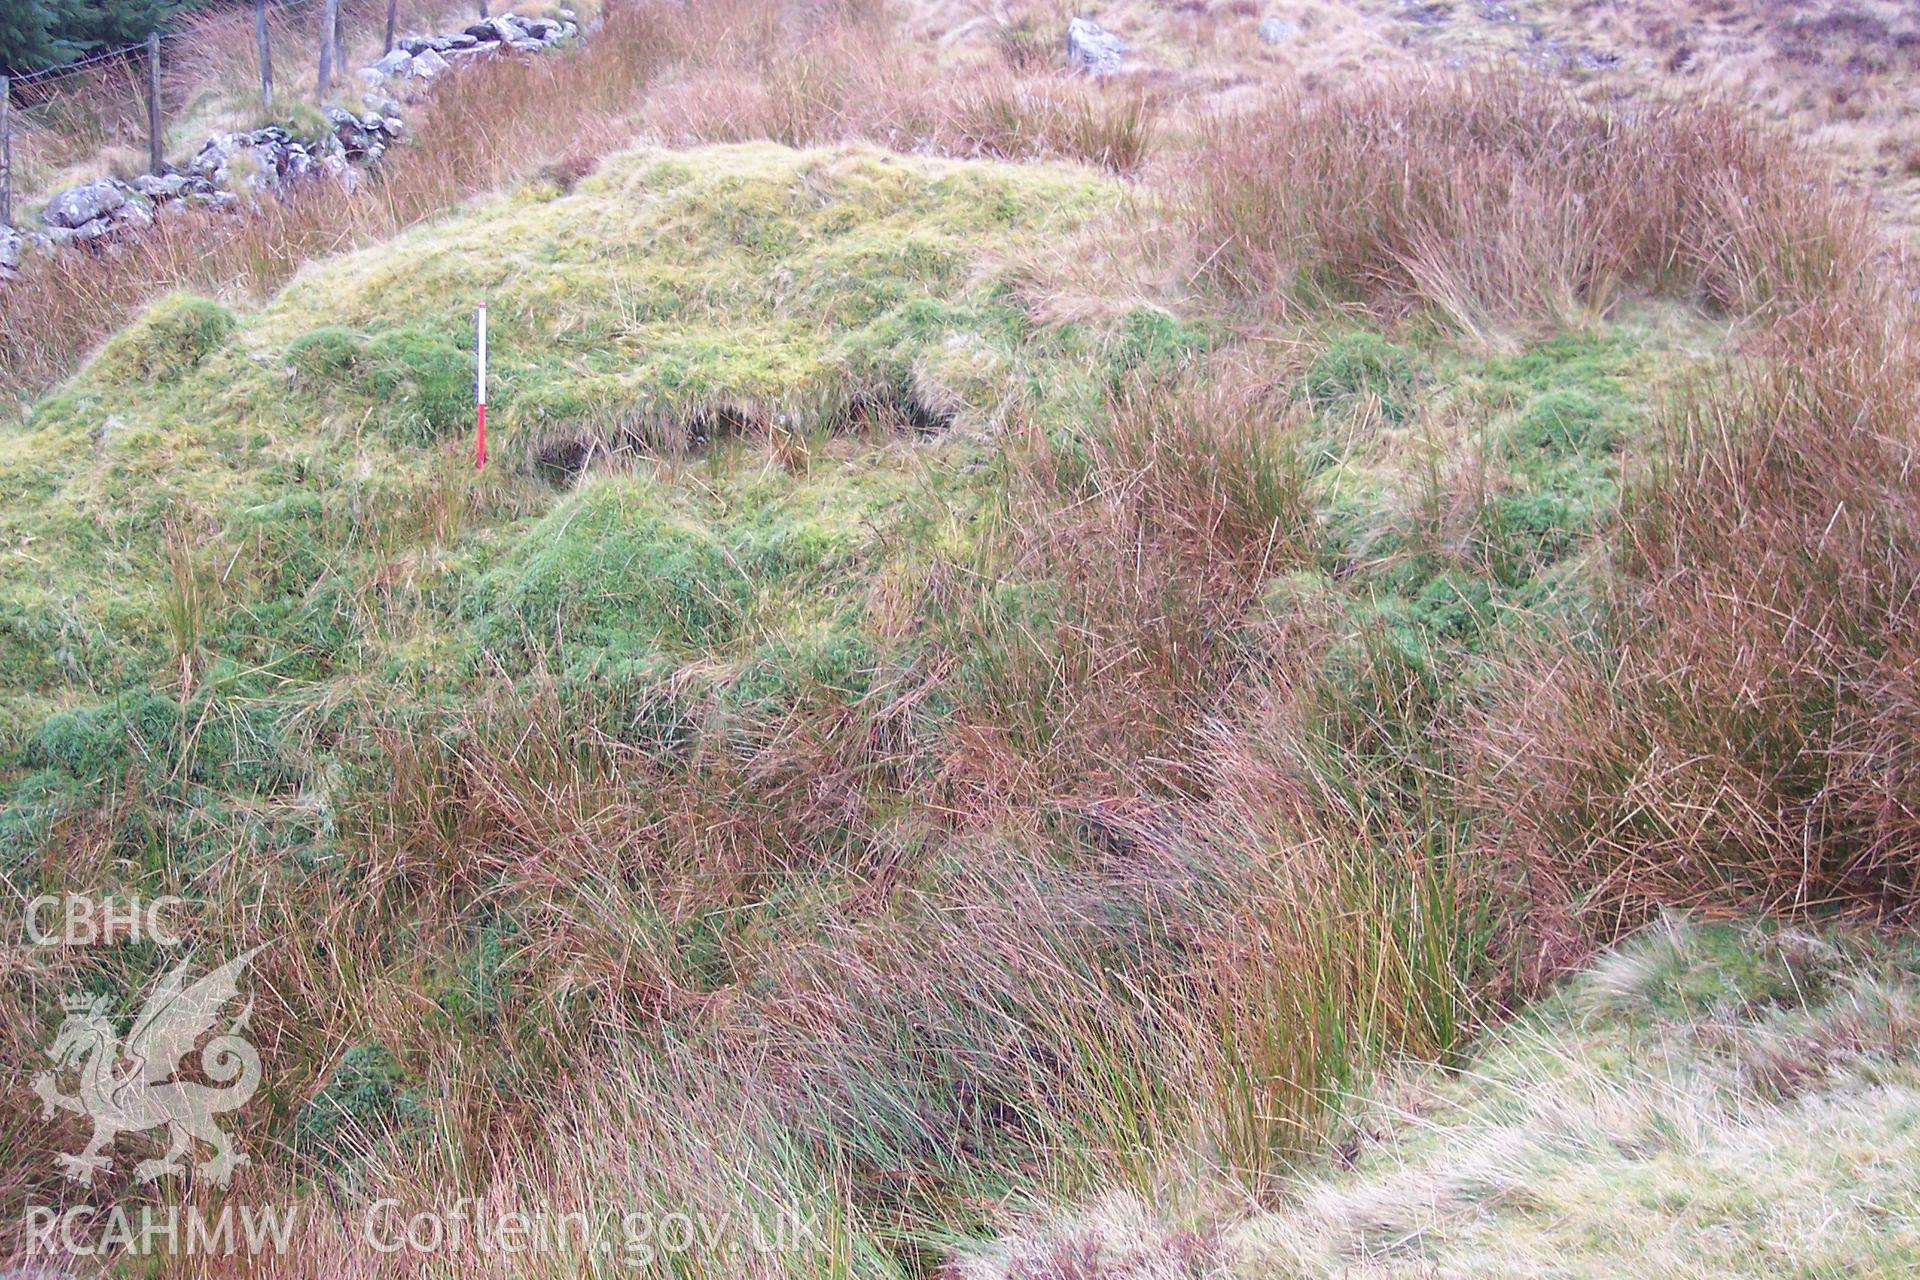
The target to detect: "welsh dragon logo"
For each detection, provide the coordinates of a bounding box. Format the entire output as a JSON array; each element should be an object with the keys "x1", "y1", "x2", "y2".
[{"x1": 32, "y1": 948, "x2": 263, "y2": 1188}]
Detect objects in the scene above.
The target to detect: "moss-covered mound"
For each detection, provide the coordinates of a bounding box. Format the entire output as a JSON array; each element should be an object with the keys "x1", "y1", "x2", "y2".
[{"x1": 0, "y1": 143, "x2": 1113, "y2": 753}]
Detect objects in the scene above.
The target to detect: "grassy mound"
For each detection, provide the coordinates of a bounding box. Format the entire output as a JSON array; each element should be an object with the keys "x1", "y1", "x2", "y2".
[{"x1": 0, "y1": 142, "x2": 1110, "y2": 746}]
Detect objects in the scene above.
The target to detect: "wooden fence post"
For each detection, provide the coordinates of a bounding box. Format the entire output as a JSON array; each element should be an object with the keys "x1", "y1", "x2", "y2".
[
  {"x1": 385, "y1": 0, "x2": 399, "y2": 54},
  {"x1": 318, "y1": 0, "x2": 339, "y2": 99},
  {"x1": 146, "y1": 32, "x2": 164, "y2": 175},
  {"x1": 256, "y1": 0, "x2": 273, "y2": 112},
  {"x1": 1, "y1": 76, "x2": 12, "y2": 227}
]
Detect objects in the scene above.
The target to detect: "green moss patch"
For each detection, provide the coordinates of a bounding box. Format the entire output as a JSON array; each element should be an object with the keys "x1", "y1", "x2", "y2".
[
  {"x1": 474, "y1": 478, "x2": 754, "y2": 658},
  {"x1": 1306, "y1": 331, "x2": 1421, "y2": 423},
  {"x1": 88, "y1": 293, "x2": 237, "y2": 385}
]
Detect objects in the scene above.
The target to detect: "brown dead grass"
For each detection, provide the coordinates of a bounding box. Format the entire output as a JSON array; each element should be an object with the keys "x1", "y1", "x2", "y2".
[
  {"x1": 1474, "y1": 283, "x2": 1920, "y2": 918},
  {"x1": 1189, "y1": 73, "x2": 1875, "y2": 334}
]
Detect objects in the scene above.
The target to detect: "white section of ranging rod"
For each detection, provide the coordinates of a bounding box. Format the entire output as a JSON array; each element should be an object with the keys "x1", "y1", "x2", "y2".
[
  {"x1": 475, "y1": 302, "x2": 488, "y2": 470},
  {"x1": 476, "y1": 302, "x2": 488, "y2": 405}
]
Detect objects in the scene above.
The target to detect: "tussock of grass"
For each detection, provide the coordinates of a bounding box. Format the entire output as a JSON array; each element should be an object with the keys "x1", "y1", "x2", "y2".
[
  {"x1": 1474, "y1": 278, "x2": 1920, "y2": 919},
  {"x1": 960, "y1": 920, "x2": 1920, "y2": 1279},
  {"x1": 1191, "y1": 73, "x2": 1872, "y2": 333}
]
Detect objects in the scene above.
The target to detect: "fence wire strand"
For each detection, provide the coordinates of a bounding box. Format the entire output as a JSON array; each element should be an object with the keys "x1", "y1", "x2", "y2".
[{"x1": 10, "y1": 0, "x2": 321, "y2": 87}]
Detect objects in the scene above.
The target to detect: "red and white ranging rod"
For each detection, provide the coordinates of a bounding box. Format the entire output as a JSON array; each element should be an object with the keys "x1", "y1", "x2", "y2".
[{"x1": 474, "y1": 302, "x2": 488, "y2": 471}]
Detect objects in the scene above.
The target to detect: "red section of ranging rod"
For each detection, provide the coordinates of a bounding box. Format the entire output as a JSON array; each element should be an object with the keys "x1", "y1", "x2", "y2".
[{"x1": 475, "y1": 302, "x2": 488, "y2": 471}]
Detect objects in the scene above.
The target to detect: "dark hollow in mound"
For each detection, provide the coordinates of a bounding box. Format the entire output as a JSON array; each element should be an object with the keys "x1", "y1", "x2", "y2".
[
  {"x1": 530, "y1": 390, "x2": 957, "y2": 488},
  {"x1": 846, "y1": 391, "x2": 955, "y2": 438}
]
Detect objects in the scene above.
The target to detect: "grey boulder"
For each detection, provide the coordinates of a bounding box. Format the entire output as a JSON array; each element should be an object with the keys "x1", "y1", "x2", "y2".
[
  {"x1": 43, "y1": 179, "x2": 128, "y2": 229},
  {"x1": 372, "y1": 46, "x2": 414, "y2": 76},
  {"x1": 1258, "y1": 15, "x2": 1298, "y2": 43},
  {"x1": 406, "y1": 47, "x2": 453, "y2": 79},
  {"x1": 1066, "y1": 17, "x2": 1126, "y2": 74},
  {"x1": 467, "y1": 16, "x2": 523, "y2": 42},
  {"x1": 133, "y1": 171, "x2": 191, "y2": 200},
  {"x1": 109, "y1": 198, "x2": 154, "y2": 231}
]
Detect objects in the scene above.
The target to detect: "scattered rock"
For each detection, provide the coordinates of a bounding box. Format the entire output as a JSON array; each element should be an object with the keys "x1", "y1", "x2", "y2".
[
  {"x1": 132, "y1": 171, "x2": 191, "y2": 200},
  {"x1": 0, "y1": 224, "x2": 22, "y2": 275},
  {"x1": 1257, "y1": 15, "x2": 1298, "y2": 43},
  {"x1": 109, "y1": 196, "x2": 154, "y2": 231},
  {"x1": 191, "y1": 129, "x2": 286, "y2": 193},
  {"x1": 179, "y1": 114, "x2": 395, "y2": 201},
  {"x1": 69, "y1": 218, "x2": 115, "y2": 244},
  {"x1": 407, "y1": 47, "x2": 454, "y2": 79},
  {"x1": 372, "y1": 46, "x2": 414, "y2": 76},
  {"x1": 323, "y1": 104, "x2": 400, "y2": 164},
  {"x1": 320, "y1": 152, "x2": 361, "y2": 193},
  {"x1": 467, "y1": 15, "x2": 524, "y2": 42},
  {"x1": 1066, "y1": 16, "x2": 1126, "y2": 74},
  {"x1": 44, "y1": 180, "x2": 127, "y2": 230}
]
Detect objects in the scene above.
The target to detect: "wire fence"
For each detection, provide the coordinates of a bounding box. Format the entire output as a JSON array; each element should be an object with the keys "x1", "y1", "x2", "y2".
[
  {"x1": 10, "y1": 0, "x2": 322, "y2": 88},
  {"x1": 2, "y1": 0, "x2": 466, "y2": 220}
]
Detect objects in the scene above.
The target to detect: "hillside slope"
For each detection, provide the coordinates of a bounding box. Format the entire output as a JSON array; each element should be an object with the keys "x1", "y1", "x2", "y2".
[
  {"x1": 1, "y1": 130, "x2": 1728, "y2": 1268},
  {"x1": 3, "y1": 26, "x2": 1917, "y2": 1276}
]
